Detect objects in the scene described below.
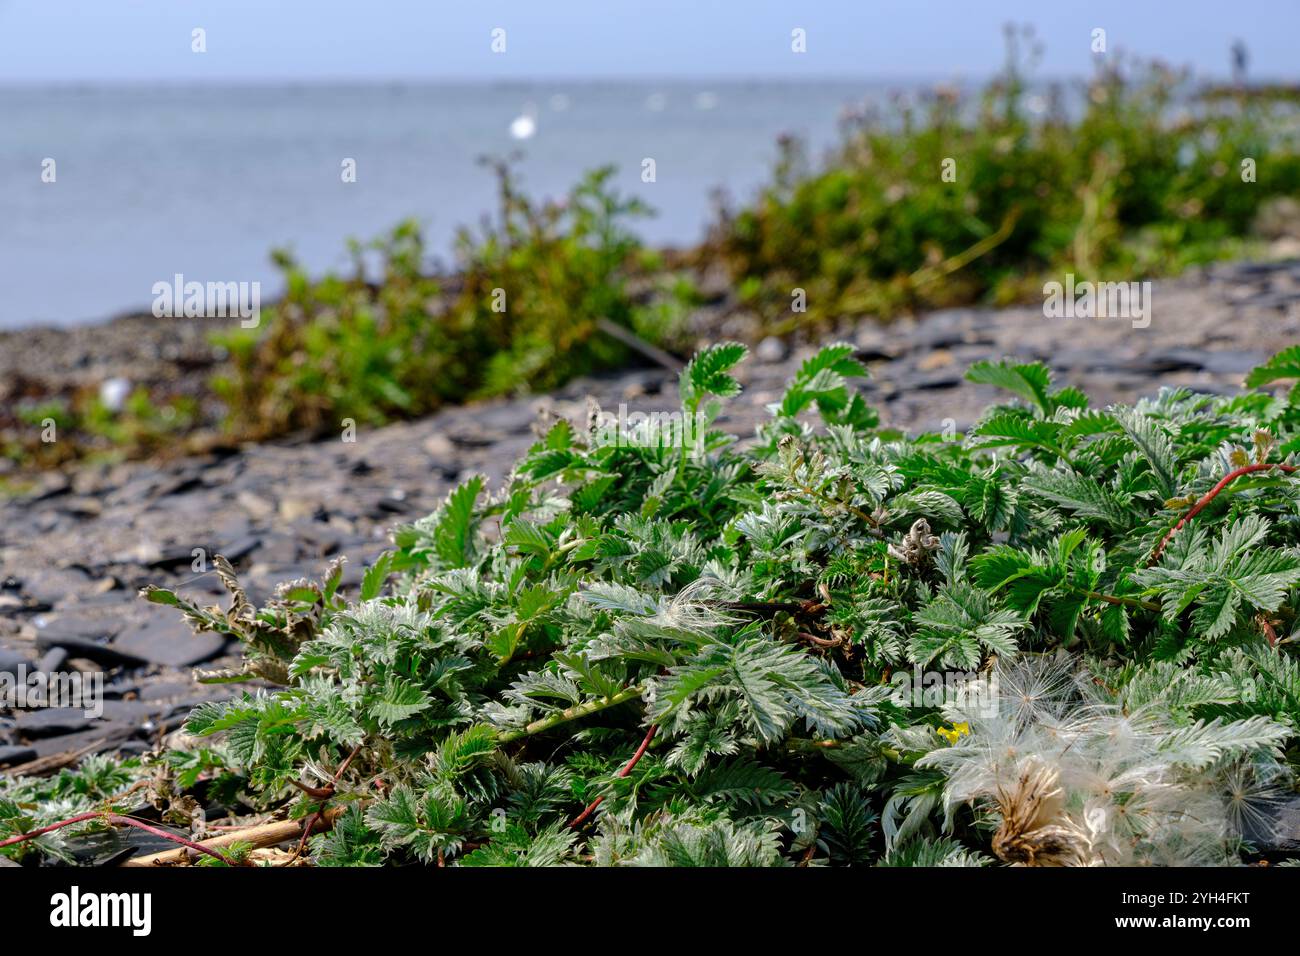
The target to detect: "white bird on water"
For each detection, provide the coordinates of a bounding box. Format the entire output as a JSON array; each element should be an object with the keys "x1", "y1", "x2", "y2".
[{"x1": 509, "y1": 104, "x2": 538, "y2": 140}]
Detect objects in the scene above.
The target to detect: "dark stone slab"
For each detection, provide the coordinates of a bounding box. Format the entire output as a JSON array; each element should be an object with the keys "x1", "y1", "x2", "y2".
[
  {"x1": 1119, "y1": 349, "x2": 1207, "y2": 373},
  {"x1": 34, "y1": 632, "x2": 145, "y2": 669},
  {"x1": 0, "y1": 745, "x2": 37, "y2": 766},
  {"x1": 35, "y1": 648, "x2": 67, "y2": 673},
  {"x1": 1197, "y1": 350, "x2": 1268, "y2": 375},
  {"x1": 33, "y1": 611, "x2": 120, "y2": 643},
  {"x1": 14, "y1": 708, "x2": 95, "y2": 739},
  {"x1": 146, "y1": 543, "x2": 210, "y2": 570},
  {"x1": 0, "y1": 648, "x2": 30, "y2": 675},
  {"x1": 137, "y1": 680, "x2": 201, "y2": 702},
  {"x1": 215, "y1": 533, "x2": 261, "y2": 563},
  {"x1": 27, "y1": 723, "x2": 140, "y2": 759},
  {"x1": 1050, "y1": 348, "x2": 1118, "y2": 371},
  {"x1": 99, "y1": 699, "x2": 168, "y2": 723},
  {"x1": 12, "y1": 567, "x2": 92, "y2": 609},
  {"x1": 903, "y1": 370, "x2": 965, "y2": 391},
  {"x1": 112, "y1": 611, "x2": 227, "y2": 668}
]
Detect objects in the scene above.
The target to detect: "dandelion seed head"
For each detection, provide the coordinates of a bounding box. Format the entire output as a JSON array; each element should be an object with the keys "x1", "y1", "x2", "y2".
[{"x1": 920, "y1": 657, "x2": 1282, "y2": 866}]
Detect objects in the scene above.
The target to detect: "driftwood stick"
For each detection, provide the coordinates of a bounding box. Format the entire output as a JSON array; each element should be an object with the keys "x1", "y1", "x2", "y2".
[
  {"x1": 120, "y1": 805, "x2": 347, "y2": 867},
  {"x1": 1, "y1": 738, "x2": 109, "y2": 778},
  {"x1": 595, "y1": 317, "x2": 686, "y2": 373}
]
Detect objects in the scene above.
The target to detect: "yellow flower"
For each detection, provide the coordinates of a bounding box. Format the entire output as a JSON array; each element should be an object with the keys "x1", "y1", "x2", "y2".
[{"x1": 937, "y1": 722, "x2": 970, "y2": 745}]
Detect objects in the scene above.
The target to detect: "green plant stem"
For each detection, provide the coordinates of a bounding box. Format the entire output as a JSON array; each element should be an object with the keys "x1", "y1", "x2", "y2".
[
  {"x1": 799, "y1": 483, "x2": 884, "y2": 537},
  {"x1": 496, "y1": 685, "x2": 646, "y2": 744},
  {"x1": 1077, "y1": 588, "x2": 1161, "y2": 613},
  {"x1": 907, "y1": 206, "x2": 1022, "y2": 289},
  {"x1": 786, "y1": 739, "x2": 903, "y2": 762}
]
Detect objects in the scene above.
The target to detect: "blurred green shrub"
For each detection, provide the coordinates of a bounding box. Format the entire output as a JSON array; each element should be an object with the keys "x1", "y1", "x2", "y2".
[
  {"x1": 714, "y1": 35, "x2": 1300, "y2": 329},
  {"x1": 4, "y1": 388, "x2": 197, "y2": 471},
  {"x1": 214, "y1": 163, "x2": 685, "y2": 440}
]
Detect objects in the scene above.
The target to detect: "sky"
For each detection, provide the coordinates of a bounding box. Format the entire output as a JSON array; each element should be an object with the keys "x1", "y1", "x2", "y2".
[{"x1": 0, "y1": 0, "x2": 1295, "y2": 83}]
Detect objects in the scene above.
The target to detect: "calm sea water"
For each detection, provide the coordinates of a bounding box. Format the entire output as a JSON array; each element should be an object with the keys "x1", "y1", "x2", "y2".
[{"x1": 0, "y1": 81, "x2": 881, "y2": 329}]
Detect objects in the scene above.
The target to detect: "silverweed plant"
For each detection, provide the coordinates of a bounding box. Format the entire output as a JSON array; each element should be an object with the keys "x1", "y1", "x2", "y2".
[{"x1": 8, "y1": 343, "x2": 1300, "y2": 866}]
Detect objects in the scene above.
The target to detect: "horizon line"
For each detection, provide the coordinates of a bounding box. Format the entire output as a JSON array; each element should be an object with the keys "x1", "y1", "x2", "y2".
[{"x1": 0, "y1": 67, "x2": 1283, "y2": 89}]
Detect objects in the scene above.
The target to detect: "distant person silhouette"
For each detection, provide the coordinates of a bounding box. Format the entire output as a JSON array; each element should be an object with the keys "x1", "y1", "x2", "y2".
[{"x1": 1231, "y1": 40, "x2": 1249, "y2": 86}]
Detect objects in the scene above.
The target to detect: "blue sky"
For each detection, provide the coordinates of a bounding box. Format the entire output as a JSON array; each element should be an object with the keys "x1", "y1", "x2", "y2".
[{"x1": 0, "y1": 0, "x2": 1295, "y2": 82}]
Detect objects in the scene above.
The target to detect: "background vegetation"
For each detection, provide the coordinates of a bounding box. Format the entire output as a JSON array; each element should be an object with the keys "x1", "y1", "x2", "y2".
[
  {"x1": 214, "y1": 163, "x2": 695, "y2": 440},
  {"x1": 5, "y1": 39, "x2": 1300, "y2": 469},
  {"x1": 714, "y1": 35, "x2": 1300, "y2": 327}
]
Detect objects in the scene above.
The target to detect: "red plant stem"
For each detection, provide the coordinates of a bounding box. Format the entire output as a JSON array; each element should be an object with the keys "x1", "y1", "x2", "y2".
[
  {"x1": 291, "y1": 808, "x2": 326, "y2": 863},
  {"x1": 110, "y1": 816, "x2": 238, "y2": 865},
  {"x1": 569, "y1": 724, "x2": 658, "y2": 830},
  {"x1": 289, "y1": 780, "x2": 335, "y2": 800},
  {"x1": 798, "y1": 631, "x2": 839, "y2": 648},
  {"x1": 0, "y1": 811, "x2": 236, "y2": 865},
  {"x1": 285, "y1": 742, "x2": 366, "y2": 866},
  {"x1": 334, "y1": 743, "x2": 364, "y2": 781},
  {"x1": 1150, "y1": 462, "x2": 1298, "y2": 564},
  {"x1": 0, "y1": 811, "x2": 101, "y2": 848}
]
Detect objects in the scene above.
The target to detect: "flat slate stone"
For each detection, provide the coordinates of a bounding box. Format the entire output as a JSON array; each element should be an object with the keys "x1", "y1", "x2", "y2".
[
  {"x1": 1123, "y1": 349, "x2": 1208, "y2": 373},
  {"x1": 145, "y1": 543, "x2": 209, "y2": 569},
  {"x1": 215, "y1": 533, "x2": 261, "y2": 563},
  {"x1": 0, "y1": 648, "x2": 30, "y2": 675},
  {"x1": 904, "y1": 370, "x2": 964, "y2": 391},
  {"x1": 34, "y1": 632, "x2": 145, "y2": 669},
  {"x1": 28, "y1": 723, "x2": 139, "y2": 759},
  {"x1": 99, "y1": 699, "x2": 168, "y2": 723},
  {"x1": 1198, "y1": 349, "x2": 1268, "y2": 375},
  {"x1": 137, "y1": 679, "x2": 200, "y2": 702},
  {"x1": 33, "y1": 611, "x2": 120, "y2": 643},
  {"x1": 14, "y1": 567, "x2": 92, "y2": 608},
  {"x1": 112, "y1": 612, "x2": 227, "y2": 668},
  {"x1": 0, "y1": 745, "x2": 37, "y2": 766},
  {"x1": 14, "y1": 708, "x2": 95, "y2": 739},
  {"x1": 35, "y1": 648, "x2": 67, "y2": 673}
]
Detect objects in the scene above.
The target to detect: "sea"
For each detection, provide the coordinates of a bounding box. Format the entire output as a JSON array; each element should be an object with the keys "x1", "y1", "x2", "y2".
[{"x1": 0, "y1": 80, "x2": 887, "y2": 329}]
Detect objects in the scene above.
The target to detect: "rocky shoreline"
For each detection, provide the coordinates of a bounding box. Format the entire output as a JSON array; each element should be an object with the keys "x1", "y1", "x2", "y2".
[{"x1": 3, "y1": 257, "x2": 1300, "y2": 774}]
